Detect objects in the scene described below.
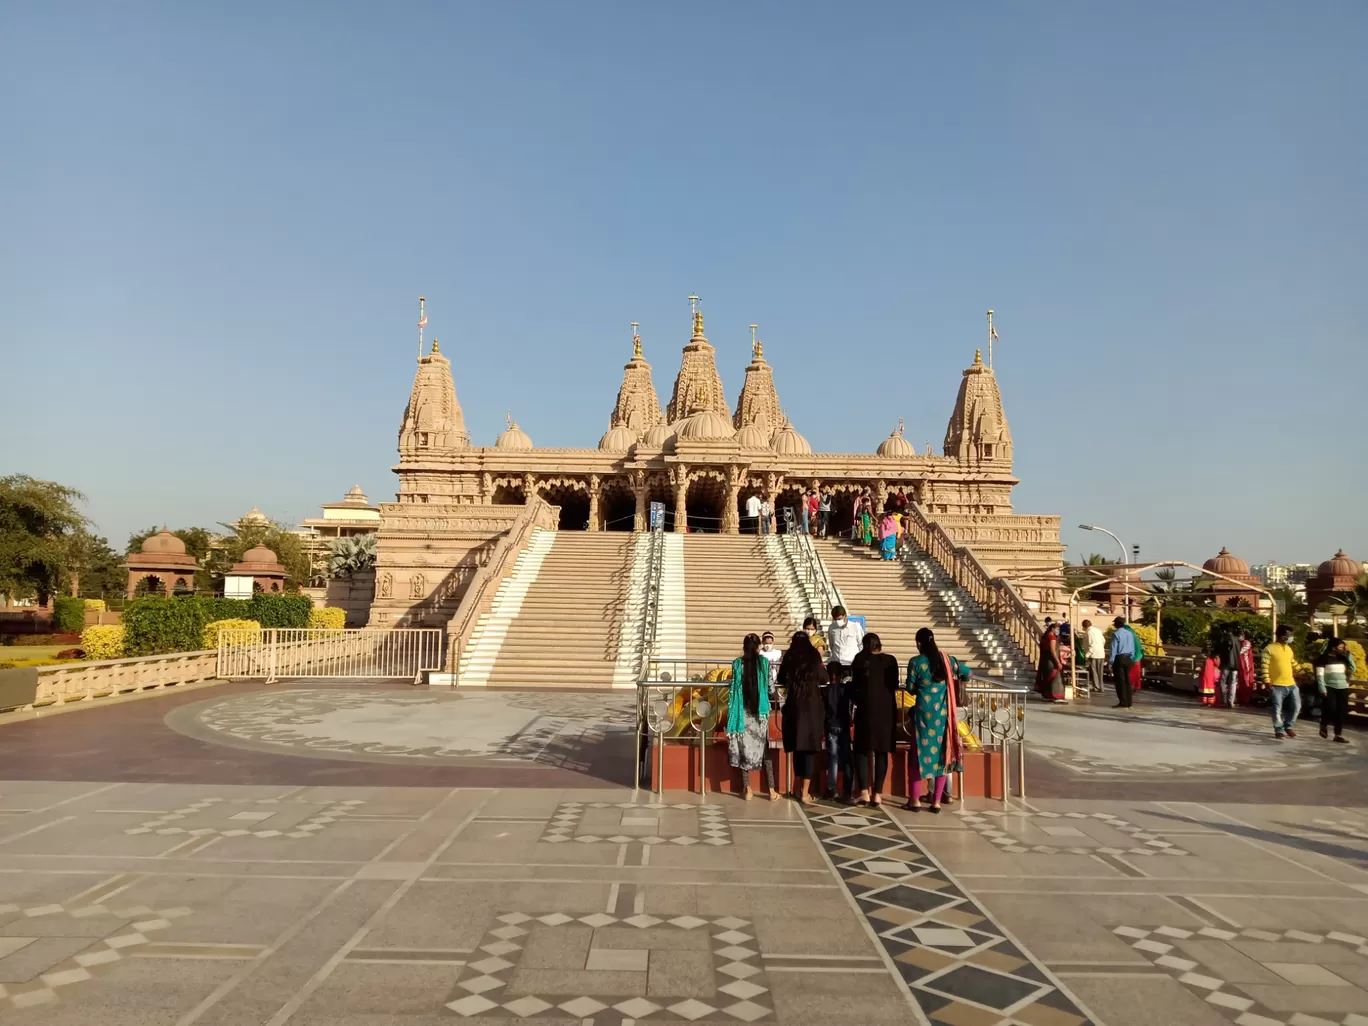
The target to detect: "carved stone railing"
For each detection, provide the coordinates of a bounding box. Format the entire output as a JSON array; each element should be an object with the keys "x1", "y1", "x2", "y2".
[
  {"x1": 902, "y1": 502, "x2": 1041, "y2": 666},
  {"x1": 0, "y1": 650, "x2": 222, "y2": 713},
  {"x1": 444, "y1": 497, "x2": 561, "y2": 678}
]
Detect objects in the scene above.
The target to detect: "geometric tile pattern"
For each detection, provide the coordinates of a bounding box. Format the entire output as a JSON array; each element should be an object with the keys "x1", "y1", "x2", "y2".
[
  {"x1": 961, "y1": 808, "x2": 1191, "y2": 857},
  {"x1": 443, "y1": 912, "x2": 770, "y2": 1021},
  {"x1": 0, "y1": 902, "x2": 192, "y2": 1010},
  {"x1": 122, "y1": 795, "x2": 364, "y2": 840},
  {"x1": 1116, "y1": 925, "x2": 1368, "y2": 1026},
  {"x1": 805, "y1": 803, "x2": 1097, "y2": 1026},
  {"x1": 540, "y1": 801, "x2": 731, "y2": 846}
]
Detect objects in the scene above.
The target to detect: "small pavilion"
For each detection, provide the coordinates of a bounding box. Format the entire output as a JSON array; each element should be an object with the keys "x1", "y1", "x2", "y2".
[
  {"x1": 1306, "y1": 550, "x2": 1363, "y2": 614},
  {"x1": 126, "y1": 529, "x2": 199, "y2": 597},
  {"x1": 1196, "y1": 547, "x2": 1263, "y2": 609},
  {"x1": 226, "y1": 545, "x2": 290, "y2": 595}
]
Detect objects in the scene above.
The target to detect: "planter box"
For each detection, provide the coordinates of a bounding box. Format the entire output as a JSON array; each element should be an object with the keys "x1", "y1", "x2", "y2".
[{"x1": 649, "y1": 739, "x2": 1004, "y2": 800}]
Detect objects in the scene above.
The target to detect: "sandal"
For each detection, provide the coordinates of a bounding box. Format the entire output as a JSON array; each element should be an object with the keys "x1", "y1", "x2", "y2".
[
  {"x1": 768, "y1": 790, "x2": 781, "y2": 801},
  {"x1": 743, "y1": 788, "x2": 753, "y2": 801},
  {"x1": 929, "y1": 804, "x2": 942, "y2": 814},
  {"x1": 901, "y1": 801, "x2": 921, "y2": 812},
  {"x1": 799, "y1": 794, "x2": 817, "y2": 805}
]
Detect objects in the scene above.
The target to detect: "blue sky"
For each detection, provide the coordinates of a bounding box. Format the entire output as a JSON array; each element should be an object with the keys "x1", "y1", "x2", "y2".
[{"x1": 2, "y1": 3, "x2": 1364, "y2": 566}]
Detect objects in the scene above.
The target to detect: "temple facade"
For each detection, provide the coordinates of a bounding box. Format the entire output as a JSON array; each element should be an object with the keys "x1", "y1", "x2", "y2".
[{"x1": 370, "y1": 304, "x2": 1062, "y2": 625}]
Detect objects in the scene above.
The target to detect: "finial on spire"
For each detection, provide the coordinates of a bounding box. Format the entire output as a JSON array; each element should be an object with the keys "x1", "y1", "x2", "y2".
[
  {"x1": 417, "y1": 297, "x2": 427, "y2": 359},
  {"x1": 631, "y1": 322, "x2": 641, "y2": 358},
  {"x1": 505, "y1": 410, "x2": 512, "y2": 430},
  {"x1": 926, "y1": 441, "x2": 933, "y2": 456},
  {"x1": 974, "y1": 348, "x2": 982, "y2": 365},
  {"x1": 431, "y1": 338, "x2": 440, "y2": 354},
  {"x1": 987, "y1": 309, "x2": 998, "y2": 369},
  {"x1": 688, "y1": 295, "x2": 703, "y2": 336},
  {"x1": 897, "y1": 417, "x2": 904, "y2": 437},
  {"x1": 750, "y1": 323, "x2": 761, "y2": 361}
]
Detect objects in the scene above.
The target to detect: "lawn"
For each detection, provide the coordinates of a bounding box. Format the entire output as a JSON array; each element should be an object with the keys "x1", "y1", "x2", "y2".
[{"x1": 0, "y1": 645, "x2": 82, "y2": 668}]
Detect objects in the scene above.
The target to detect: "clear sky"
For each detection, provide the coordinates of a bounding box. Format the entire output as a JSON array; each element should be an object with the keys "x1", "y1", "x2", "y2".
[{"x1": 2, "y1": 3, "x2": 1364, "y2": 567}]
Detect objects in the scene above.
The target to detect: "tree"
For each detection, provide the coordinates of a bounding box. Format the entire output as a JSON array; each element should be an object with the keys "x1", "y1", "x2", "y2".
[
  {"x1": 328, "y1": 534, "x2": 377, "y2": 579},
  {"x1": 1332, "y1": 572, "x2": 1368, "y2": 632},
  {"x1": 71, "y1": 531, "x2": 125, "y2": 599},
  {"x1": 1063, "y1": 553, "x2": 1115, "y2": 594},
  {"x1": 0, "y1": 475, "x2": 87, "y2": 604}
]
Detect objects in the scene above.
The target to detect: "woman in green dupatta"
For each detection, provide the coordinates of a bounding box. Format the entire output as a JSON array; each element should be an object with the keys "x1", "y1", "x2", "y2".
[
  {"x1": 725, "y1": 633, "x2": 777, "y2": 800},
  {"x1": 902, "y1": 627, "x2": 968, "y2": 814}
]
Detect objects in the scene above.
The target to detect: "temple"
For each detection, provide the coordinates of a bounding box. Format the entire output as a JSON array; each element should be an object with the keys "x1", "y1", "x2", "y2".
[{"x1": 369, "y1": 302, "x2": 1062, "y2": 625}]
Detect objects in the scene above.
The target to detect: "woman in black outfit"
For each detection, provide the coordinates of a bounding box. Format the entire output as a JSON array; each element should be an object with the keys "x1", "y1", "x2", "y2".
[
  {"x1": 851, "y1": 633, "x2": 899, "y2": 807},
  {"x1": 779, "y1": 631, "x2": 827, "y2": 805}
]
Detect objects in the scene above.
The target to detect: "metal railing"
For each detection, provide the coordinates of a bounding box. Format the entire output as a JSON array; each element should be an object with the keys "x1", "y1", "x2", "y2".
[
  {"x1": 217, "y1": 628, "x2": 445, "y2": 684},
  {"x1": 780, "y1": 532, "x2": 843, "y2": 624},
  {"x1": 634, "y1": 657, "x2": 1028, "y2": 803},
  {"x1": 635, "y1": 521, "x2": 667, "y2": 678}
]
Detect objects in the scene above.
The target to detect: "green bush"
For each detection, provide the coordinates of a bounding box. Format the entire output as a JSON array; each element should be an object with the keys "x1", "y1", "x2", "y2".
[
  {"x1": 203, "y1": 618, "x2": 261, "y2": 651},
  {"x1": 52, "y1": 595, "x2": 85, "y2": 632},
  {"x1": 81, "y1": 624, "x2": 126, "y2": 661},
  {"x1": 307, "y1": 606, "x2": 346, "y2": 630},
  {"x1": 122, "y1": 594, "x2": 312, "y2": 656},
  {"x1": 1157, "y1": 606, "x2": 1210, "y2": 648},
  {"x1": 1207, "y1": 610, "x2": 1274, "y2": 654}
]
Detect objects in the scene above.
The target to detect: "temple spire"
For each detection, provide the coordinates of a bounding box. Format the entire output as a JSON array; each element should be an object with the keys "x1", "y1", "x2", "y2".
[
  {"x1": 733, "y1": 321, "x2": 782, "y2": 432},
  {"x1": 665, "y1": 296, "x2": 728, "y2": 422},
  {"x1": 607, "y1": 322, "x2": 663, "y2": 432}
]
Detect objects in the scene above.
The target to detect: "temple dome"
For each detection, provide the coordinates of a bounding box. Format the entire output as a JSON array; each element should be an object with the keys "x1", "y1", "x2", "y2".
[
  {"x1": 674, "y1": 408, "x2": 736, "y2": 441},
  {"x1": 877, "y1": 426, "x2": 915, "y2": 458},
  {"x1": 495, "y1": 420, "x2": 533, "y2": 449},
  {"x1": 772, "y1": 421, "x2": 811, "y2": 455},
  {"x1": 141, "y1": 528, "x2": 186, "y2": 555},
  {"x1": 736, "y1": 419, "x2": 771, "y2": 449},
  {"x1": 640, "y1": 422, "x2": 674, "y2": 448},
  {"x1": 598, "y1": 424, "x2": 639, "y2": 451},
  {"x1": 237, "y1": 544, "x2": 282, "y2": 568},
  {"x1": 1202, "y1": 547, "x2": 1250, "y2": 577},
  {"x1": 1318, "y1": 550, "x2": 1362, "y2": 579}
]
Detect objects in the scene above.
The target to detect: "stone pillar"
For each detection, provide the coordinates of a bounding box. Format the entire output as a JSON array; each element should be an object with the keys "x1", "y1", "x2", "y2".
[
  {"x1": 632, "y1": 472, "x2": 649, "y2": 532},
  {"x1": 522, "y1": 473, "x2": 537, "y2": 504},
  {"x1": 723, "y1": 466, "x2": 742, "y2": 535},
  {"x1": 587, "y1": 475, "x2": 601, "y2": 532},
  {"x1": 480, "y1": 473, "x2": 493, "y2": 505},
  {"x1": 672, "y1": 467, "x2": 689, "y2": 533},
  {"x1": 875, "y1": 480, "x2": 889, "y2": 514}
]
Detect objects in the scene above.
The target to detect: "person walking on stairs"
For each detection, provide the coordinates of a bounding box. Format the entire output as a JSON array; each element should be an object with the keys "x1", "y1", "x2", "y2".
[
  {"x1": 806, "y1": 490, "x2": 820, "y2": 536},
  {"x1": 802, "y1": 616, "x2": 827, "y2": 657},
  {"x1": 818, "y1": 490, "x2": 832, "y2": 537},
  {"x1": 851, "y1": 634, "x2": 899, "y2": 808},
  {"x1": 1316, "y1": 637, "x2": 1356, "y2": 743},
  {"x1": 725, "y1": 633, "x2": 779, "y2": 800},
  {"x1": 903, "y1": 628, "x2": 967, "y2": 814},
  {"x1": 878, "y1": 511, "x2": 899, "y2": 561},
  {"x1": 1262, "y1": 624, "x2": 1300, "y2": 739},
  {"x1": 778, "y1": 631, "x2": 827, "y2": 804}
]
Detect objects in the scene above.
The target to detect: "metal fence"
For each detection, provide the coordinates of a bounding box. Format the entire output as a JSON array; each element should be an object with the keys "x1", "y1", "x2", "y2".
[{"x1": 216, "y1": 628, "x2": 445, "y2": 683}]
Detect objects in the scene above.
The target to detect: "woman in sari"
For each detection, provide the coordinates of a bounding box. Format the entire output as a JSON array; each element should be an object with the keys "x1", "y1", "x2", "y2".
[
  {"x1": 902, "y1": 628, "x2": 967, "y2": 813},
  {"x1": 778, "y1": 632, "x2": 827, "y2": 804},
  {"x1": 1236, "y1": 630, "x2": 1257, "y2": 705},
  {"x1": 1034, "y1": 622, "x2": 1064, "y2": 702},
  {"x1": 850, "y1": 494, "x2": 865, "y2": 541},
  {"x1": 878, "y1": 512, "x2": 899, "y2": 561},
  {"x1": 858, "y1": 493, "x2": 876, "y2": 546},
  {"x1": 725, "y1": 633, "x2": 778, "y2": 800}
]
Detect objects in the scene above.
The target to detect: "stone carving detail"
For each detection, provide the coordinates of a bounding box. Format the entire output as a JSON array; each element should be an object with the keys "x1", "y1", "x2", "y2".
[
  {"x1": 607, "y1": 332, "x2": 664, "y2": 434},
  {"x1": 733, "y1": 332, "x2": 783, "y2": 434},
  {"x1": 398, "y1": 342, "x2": 468, "y2": 454},
  {"x1": 664, "y1": 306, "x2": 729, "y2": 423},
  {"x1": 944, "y1": 349, "x2": 1013, "y2": 465},
  {"x1": 378, "y1": 572, "x2": 392, "y2": 599},
  {"x1": 410, "y1": 573, "x2": 425, "y2": 599}
]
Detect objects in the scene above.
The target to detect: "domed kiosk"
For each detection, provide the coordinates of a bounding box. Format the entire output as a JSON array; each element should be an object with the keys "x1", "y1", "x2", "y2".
[{"x1": 126, "y1": 528, "x2": 199, "y2": 597}]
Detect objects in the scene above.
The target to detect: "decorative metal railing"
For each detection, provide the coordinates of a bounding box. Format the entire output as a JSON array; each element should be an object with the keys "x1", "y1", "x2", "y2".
[
  {"x1": 780, "y1": 532, "x2": 842, "y2": 624},
  {"x1": 216, "y1": 628, "x2": 444, "y2": 683},
  {"x1": 635, "y1": 520, "x2": 667, "y2": 678}
]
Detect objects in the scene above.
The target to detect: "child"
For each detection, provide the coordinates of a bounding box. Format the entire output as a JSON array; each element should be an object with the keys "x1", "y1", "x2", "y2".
[{"x1": 822, "y1": 661, "x2": 852, "y2": 802}]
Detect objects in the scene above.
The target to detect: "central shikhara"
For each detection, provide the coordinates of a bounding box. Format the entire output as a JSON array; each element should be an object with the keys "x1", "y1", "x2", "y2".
[{"x1": 369, "y1": 303, "x2": 1061, "y2": 626}]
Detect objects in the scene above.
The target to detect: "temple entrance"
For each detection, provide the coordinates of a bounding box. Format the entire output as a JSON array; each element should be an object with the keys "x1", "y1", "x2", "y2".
[
  {"x1": 736, "y1": 486, "x2": 763, "y2": 534},
  {"x1": 774, "y1": 485, "x2": 804, "y2": 534},
  {"x1": 538, "y1": 483, "x2": 590, "y2": 530},
  {"x1": 601, "y1": 480, "x2": 635, "y2": 531},
  {"x1": 643, "y1": 477, "x2": 676, "y2": 531},
  {"x1": 827, "y1": 486, "x2": 863, "y2": 539},
  {"x1": 491, "y1": 485, "x2": 525, "y2": 505},
  {"x1": 685, "y1": 476, "x2": 726, "y2": 533}
]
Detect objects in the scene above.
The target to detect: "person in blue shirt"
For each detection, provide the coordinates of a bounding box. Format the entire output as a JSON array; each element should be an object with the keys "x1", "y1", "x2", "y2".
[{"x1": 1108, "y1": 616, "x2": 1138, "y2": 708}]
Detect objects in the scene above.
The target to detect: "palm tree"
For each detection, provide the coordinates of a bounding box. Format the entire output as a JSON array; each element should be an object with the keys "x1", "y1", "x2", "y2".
[
  {"x1": 1332, "y1": 571, "x2": 1368, "y2": 630},
  {"x1": 327, "y1": 534, "x2": 377, "y2": 579}
]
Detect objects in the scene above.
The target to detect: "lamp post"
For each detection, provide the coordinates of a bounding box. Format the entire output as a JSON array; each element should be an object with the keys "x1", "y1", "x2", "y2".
[{"x1": 1079, "y1": 523, "x2": 1131, "y2": 620}]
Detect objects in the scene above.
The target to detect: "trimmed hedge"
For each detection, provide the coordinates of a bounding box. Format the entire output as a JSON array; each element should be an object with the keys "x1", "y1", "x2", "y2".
[
  {"x1": 83, "y1": 598, "x2": 107, "y2": 612},
  {"x1": 52, "y1": 595, "x2": 86, "y2": 632},
  {"x1": 203, "y1": 618, "x2": 261, "y2": 651},
  {"x1": 81, "y1": 624, "x2": 126, "y2": 660},
  {"x1": 122, "y1": 595, "x2": 312, "y2": 656},
  {"x1": 307, "y1": 606, "x2": 346, "y2": 630}
]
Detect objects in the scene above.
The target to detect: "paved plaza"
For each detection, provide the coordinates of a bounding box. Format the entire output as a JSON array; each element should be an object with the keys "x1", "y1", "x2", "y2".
[{"x1": 2, "y1": 683, "x2": 1368, "y2": 1025}]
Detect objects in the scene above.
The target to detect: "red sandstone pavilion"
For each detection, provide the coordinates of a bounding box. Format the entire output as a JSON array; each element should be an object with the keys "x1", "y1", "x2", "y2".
[{"x1": 366, "y1": 302, "x2": 1062, "y2": 627}]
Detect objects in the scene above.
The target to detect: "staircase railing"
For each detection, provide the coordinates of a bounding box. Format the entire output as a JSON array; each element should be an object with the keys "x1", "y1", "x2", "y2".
[
  {"x1": 780, "y1": 532, "x2": 843, "y2": 623},
  {"x1": 635, "y1": 519, "x2": 667, "y2": 678},
  {"x1": 901, "y1": 502, "x2": 1041, "y2": 666},
  {"x1": 444, "y1": 497, "x2": 560, "y2": 681}
]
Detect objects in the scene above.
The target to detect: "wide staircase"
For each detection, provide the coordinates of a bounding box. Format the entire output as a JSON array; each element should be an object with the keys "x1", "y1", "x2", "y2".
[
  {"x1": 674, "y1": 536, "x2": 803, "y2": 661},
  {"x1": 815, "y1": 537, "x2": 1031, "y2": 683},
  {"x1": 457, "y1": 531, "x2": 642, "y2": 688}
]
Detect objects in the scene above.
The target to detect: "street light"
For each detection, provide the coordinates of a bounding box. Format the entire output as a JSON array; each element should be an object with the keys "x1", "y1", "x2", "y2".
[{"x1": 1078, "y1": 523, "x2": 1131, "y2": 620}]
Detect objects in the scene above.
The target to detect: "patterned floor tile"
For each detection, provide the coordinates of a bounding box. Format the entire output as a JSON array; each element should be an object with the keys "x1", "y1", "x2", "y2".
[
  {"x1": 960, "y1": 808, "x2": 1191, "y2": 858},
  {"x1": 539, "y1": 800, "x2": 732, "y2": 846}
]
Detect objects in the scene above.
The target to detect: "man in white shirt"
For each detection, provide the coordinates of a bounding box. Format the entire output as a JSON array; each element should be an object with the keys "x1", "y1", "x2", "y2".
[
  {"x1": 744, "y1": 493, "x2": 762, "y2": 533},
  {"x1": 1082, "y1": 618, "x2": 1106, "y2": 693},
  {"x1": 826, "y1": 605, "x2": 865, "y2": 668}
]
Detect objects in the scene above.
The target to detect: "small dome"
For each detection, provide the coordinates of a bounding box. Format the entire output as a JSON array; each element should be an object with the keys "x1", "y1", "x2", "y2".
[
  {"x1": 239, "y1": 544, "x2": 280, "y2": 566},
  {"x1": 736, "y1": 421, "x2": 771, "y2": 449},
  {"x1": 141, "y1": 528, "x2": 187, "y2": 555},
  {"x1": 238, "y1": 506, "x2": 269, "y2": 525},
  {"x1": 343, "y1": 484, "x2": 368, "y2": 503},
  {"x1": 772, "y1": 421, "x2": 812, "y2": 455},
  {"x1": 877, "y1": 430, "x2": 915, "y2": 458},
  {"x1": 674, "y1": 408, "x2": 736, "y2": 441},
  {"x1": 1202, "y1": 546, "x2": 1250, "y2": 577},
  {"x1": 495, "y1": 421, "x2": 533, "y2": 449},
  {"x1": 599, "y1": 424, "x2": 639, "y2": 451},
  {"x1": 1318, "y1": 549, "x2": 1363, "y2": 579},
  {"x1": 640, "y1": 422, "x2": 674, "y2": 448}
]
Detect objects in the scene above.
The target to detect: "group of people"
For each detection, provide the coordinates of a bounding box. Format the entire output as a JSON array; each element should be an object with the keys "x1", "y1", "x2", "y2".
[
  {"x1": 1035, "y1": 615, "x2": 1144, "y2": 708},
  {"x1": 1263, "y1": 625, "x2": 1357, "y2": 742},
  {"x1": 725, "y1": 605, "x2": 969, "y2": 811}
]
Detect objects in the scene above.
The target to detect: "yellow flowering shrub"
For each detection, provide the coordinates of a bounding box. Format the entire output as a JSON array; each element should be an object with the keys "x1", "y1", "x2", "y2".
[
  {"x1": 80, "y1": 624, "x2": 126, "y2": 661},
  {"x1": 1104, "y1": 623, "x2": 1164, "y2": 657},
  {"x1": 1347, "y1": 640, "x2": 1366, "y2": 681},
  {"x1": 83, "y1": 598, "x2": 106, "y2": 612},
  {"x1": 307, "y1": 607, "x2": 347, "y2": 631},
  {"x1": 203, "y1": 618, "x2": 261, "y2": 651}
]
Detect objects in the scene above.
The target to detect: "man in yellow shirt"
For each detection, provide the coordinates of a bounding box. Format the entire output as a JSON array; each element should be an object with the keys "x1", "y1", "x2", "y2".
[{"x1": 1261, "y1": 624, "x2": 1300, "y2": 740}]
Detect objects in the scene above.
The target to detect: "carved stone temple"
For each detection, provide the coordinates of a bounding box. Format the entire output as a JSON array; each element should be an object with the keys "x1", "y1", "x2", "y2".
[{"x1": 367, "y1": 305, "x2": 1062, "y2": 627}]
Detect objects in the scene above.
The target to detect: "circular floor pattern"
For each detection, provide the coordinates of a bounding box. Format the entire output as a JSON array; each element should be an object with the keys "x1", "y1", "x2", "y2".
[{"x1": 166, "y1": 687, "x2": 637, "y2": 766}]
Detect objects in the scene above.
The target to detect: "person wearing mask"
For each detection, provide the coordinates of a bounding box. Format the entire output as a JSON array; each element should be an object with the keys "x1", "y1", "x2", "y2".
[
  {"x1": 818, "y1": 490, "x2": 832, "y2": 538},
  {"x1": 759, "y1": 631, "x2": 782, "y2": 674},
  {"x1": 1316, "y1": 637, "x2": 1356, "y2": 742},
  {"x1": 1108, "y1": 617, "x2": 1141, "y2": 709},
  {"x1": 903, "y1": 628, "x2": 968, "y2": 813},
  {"x1": 827, "y1": 605, "x2": 865, "y2": 668},
  {"x1": 725, "y1": 634, "x2": 779, "y2": 800},
  {"x1": 802, "y1": 616, "x2": 827, "y2": 657},
  {"x1": 1219, "y1": 627, "x2": 1242, "y2": 708},
  {"x1": 851, "y1": 634, "x2": 899, "y2": 808},
  {"x1": 778, "y1": 631, "x2": 827, "y2": 804},
  {"x1": 1082, "y1": 619, "x2": 1107, "y2": 693},
  {"x1": 1261, "y1": 623, "x2": 1299, "y2": 739}
]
